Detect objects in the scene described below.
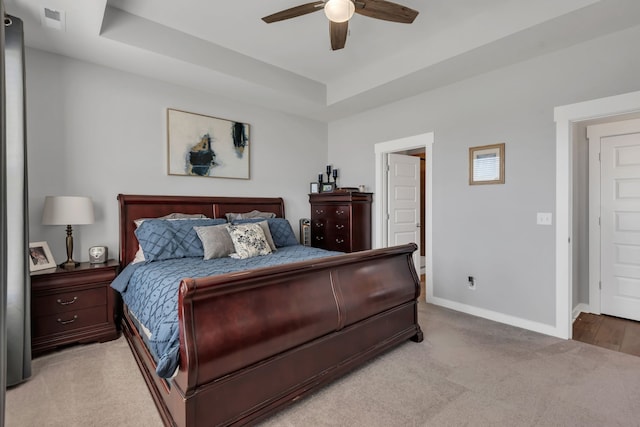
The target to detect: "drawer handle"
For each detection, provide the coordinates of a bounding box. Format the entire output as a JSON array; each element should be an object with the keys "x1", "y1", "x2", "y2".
[
  {"x1": 315, "y1": 209, "x2": 324, "y2": 214},
  {"x1": 336, "y1": 210, "x2": 345, "y2": 215},
  {"x1": 315, "y1": 236, "x2": 324, "y2": 241},
  {"x1": 335, "y1": 238, "x2": 344, "y2": 244},
  {"x1": 315, "y1": 223, "x2": 324, "y2": 228},
  {"x1": 56, "y1": 297, "x2": 78, "y2": 306},
  {"x1": 335, "y1": 224, "x2": 344, "y2": 229},
  {"x1": 57, "y1": 315, "x2": 78, "y2": 325}
]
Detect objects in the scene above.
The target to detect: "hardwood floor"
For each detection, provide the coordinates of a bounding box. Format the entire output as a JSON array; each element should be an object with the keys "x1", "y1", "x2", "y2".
[{"x1": 573, "y1": 312, "x2": 640, "y2": 357}]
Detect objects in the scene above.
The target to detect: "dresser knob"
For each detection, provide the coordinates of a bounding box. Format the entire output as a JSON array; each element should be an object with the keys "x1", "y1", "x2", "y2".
[
  {"x1": 315, "y1": 236, "x2": 324, "y2": 241},
  {"x1": 335, "y1": 238, "x2": 344, "y2": 244},
  {"x1": 57, "y1": 315, "x2": 78, "y2": 325},
  {"x1": 336, "y1": 210, "x2": 345, "y2": 215},
  {"x1": 56, "y1": 296, "x2": 78, "y2": 306},
  {"x1": 335, "y1": 224, "x2": 344, "y2": 229}
]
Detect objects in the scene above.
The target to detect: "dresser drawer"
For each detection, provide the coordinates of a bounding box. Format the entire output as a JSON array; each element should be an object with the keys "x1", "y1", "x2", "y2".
[
  {"x1": 311, "y1": 205, "x2": 331, "y2": 219},
  {"x1": 33, "y1": 305, "x2": 108, "y2": 338},
  {"x1": 33, "y1": 287, "x2": 106, "y2": 316}
]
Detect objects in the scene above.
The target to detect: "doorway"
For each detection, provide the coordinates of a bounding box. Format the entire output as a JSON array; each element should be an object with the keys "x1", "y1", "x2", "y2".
[
  {"x1": 555, "y1": 90, "x2": 640, "y2": 339},
  {"x1": 374, "y1": 132, "x2": 434, "y2": 299}
]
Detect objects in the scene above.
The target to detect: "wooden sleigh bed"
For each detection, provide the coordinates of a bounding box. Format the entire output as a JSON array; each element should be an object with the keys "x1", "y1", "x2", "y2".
[{"x1": 117, "y1": 194, "x2": 423, "y2": 426}]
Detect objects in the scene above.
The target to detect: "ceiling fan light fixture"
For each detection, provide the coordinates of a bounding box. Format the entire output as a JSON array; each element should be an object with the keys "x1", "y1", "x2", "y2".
[{"x1": 324, "y1": 0, "x2": 355, "y2": 23}]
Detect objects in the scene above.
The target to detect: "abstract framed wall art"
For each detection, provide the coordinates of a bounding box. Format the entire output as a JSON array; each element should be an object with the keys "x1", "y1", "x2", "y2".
[{"x1": 167, "y1": 108, "x2": 250, "y2": 179}]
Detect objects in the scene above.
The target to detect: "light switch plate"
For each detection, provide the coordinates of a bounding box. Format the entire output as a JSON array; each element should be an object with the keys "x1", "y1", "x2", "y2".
[{"x1": 537, "y1": 212, "x2": 553, "y2": 225}]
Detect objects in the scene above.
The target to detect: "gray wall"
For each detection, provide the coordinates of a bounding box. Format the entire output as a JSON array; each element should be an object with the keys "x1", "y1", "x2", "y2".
[
  {"x1": 328, "y1": 24, "x2": 640, "y2": 326},
  {"x1": 23, "y1": 24, "x2": 640, "y2": 329},
  {"x1": 24, "y1": 48, "x2": 328, "y2": 263}
]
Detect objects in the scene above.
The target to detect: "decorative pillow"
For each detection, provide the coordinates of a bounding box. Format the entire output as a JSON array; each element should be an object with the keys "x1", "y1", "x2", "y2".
[
  {"x1": 193, "y1": 224, "x2": 236, "y2": 260},
  {"x1": 225, "y1": 210, "x2": 276, "y2": 222},
  {"x1": 233, "y1": 218, "x2": 298, "y2": 247},
  {"x1": 253, "y1": 220, "x2": 277, "y2": 251},
  {"x1": 132, "y1": 213, "x2": 210, "y2": 263},
  {"x1": 227, "y1": 223, "x2": 272, "y2": 259},
  {"x1": 135, "y1": 218, "x2": 226, "y2": 262}
]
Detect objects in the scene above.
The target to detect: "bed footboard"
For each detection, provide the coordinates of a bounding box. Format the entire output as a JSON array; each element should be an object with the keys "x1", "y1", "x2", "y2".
[{"x1": 156, "y1": 243, "x2": 422, "y2": 426}]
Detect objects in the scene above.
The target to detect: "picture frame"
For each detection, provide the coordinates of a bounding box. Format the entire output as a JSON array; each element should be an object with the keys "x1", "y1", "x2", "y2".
[
  {"x1": 167, "y1": 108, "x2": 250, "y2": 179},
  {"x1": 28, "y1": 241, "x2": 57, "y2": 272},
  {"x1": 469, "y1": 143, "x2": 505, "y2": 185},
  {"x1": 321, "y1": 183, "x2": 336, "y2": 192},
  {"x1": 310, "y1": 182, "x2": 320, "y2": 193}
]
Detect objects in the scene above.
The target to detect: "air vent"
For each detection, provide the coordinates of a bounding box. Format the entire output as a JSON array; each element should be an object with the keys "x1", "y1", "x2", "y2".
[{"x1": 40, "y1": 7, "x2": 66, "y2": 31}]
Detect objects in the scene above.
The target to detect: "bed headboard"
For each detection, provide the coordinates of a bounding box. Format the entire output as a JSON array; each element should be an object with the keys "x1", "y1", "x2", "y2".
[{"x1": 118, "y1": 194, "x2": 286, "y2": 267}]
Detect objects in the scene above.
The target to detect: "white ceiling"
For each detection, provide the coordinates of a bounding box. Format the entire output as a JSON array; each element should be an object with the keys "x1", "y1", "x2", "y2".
[{"x1": 5, "y1": 0, "x2": 640, "y2": 121}]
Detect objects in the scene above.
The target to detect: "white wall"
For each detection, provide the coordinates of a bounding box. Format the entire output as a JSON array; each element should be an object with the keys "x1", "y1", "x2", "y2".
[
  {"x1": 25, "y1": 48, "x2": 328, "y2": 263},
  {"x1": 328, "y1": 24, "x2": 640, "y2": 327}
]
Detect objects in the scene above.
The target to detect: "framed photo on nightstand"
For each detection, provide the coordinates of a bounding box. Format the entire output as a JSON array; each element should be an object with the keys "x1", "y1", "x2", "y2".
[{"x1": 28, "y1": 241, "x2": 57, "y2": 272}]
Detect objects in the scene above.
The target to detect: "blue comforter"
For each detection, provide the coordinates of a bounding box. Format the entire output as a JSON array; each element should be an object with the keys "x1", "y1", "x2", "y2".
[{"x1": 111, "y1": 245, "x2": 341, "y2": 378}]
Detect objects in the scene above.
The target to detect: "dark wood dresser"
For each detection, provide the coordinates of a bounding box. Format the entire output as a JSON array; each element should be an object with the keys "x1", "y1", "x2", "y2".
[
  {"x1": 309, "y1": 191, "x2": 373, "y2": 252},
  {"x1": 31, "y1": 259, "x2": 119, "y2": 355}
]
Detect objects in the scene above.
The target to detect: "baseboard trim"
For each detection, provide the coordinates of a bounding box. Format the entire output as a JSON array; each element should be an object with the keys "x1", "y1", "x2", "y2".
[
  {"x1": 572, "y1": 303, "x2": 590, "y2": 322},
  {"x1": 428, "y1": 297, "x2": 563, "y2": 338}
]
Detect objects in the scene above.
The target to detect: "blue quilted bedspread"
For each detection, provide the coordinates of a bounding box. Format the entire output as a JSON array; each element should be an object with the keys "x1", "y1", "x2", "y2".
[{"x1": 111, "y1": 245, "x2": 341, "y2": 378}]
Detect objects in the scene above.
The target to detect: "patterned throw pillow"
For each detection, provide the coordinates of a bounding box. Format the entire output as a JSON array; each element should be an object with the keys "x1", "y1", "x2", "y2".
[
  {"x1": 132, "y1": 214, "x2": 210, "y2": 264},
  {"x1": 233, "y1": 218, "x2": 298, "y2": 247},
  {"x1": 135, "y1": 218, "x2": 226, "y2": 262},
  {"x1": 227, "y1": 223, "x2": 272, "y2": 259}
]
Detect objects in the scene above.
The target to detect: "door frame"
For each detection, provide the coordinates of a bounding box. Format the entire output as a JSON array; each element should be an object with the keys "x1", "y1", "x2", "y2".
[
  {"x1": 555, "y1": 90, "x2": 640, "y2": 339},
  {"x1": 374, "y1": 132, "x2": 434, "y2": 289}
]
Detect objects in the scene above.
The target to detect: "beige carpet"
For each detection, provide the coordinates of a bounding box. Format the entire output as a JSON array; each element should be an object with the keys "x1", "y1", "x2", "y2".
[{"x1": 7, "y1": 303, "x2": 640, "y2": 426}]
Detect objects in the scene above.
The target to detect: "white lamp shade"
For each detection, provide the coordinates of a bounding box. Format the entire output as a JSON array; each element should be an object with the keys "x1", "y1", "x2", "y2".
[
  {"x1": 324, "y1": 0, "x2": 355, "y2": 23},
  {"x1": 42, "y1": 196, "x2": 95, "y2": 225}
]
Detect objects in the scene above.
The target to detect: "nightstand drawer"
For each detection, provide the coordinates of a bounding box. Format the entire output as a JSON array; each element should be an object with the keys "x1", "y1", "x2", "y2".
[
  {"x1": 33, "y1": 287, "x2": 106, "y2": 316},
  {"x1": 33, "y1": 306, "x2": 107, "y2": 338}
]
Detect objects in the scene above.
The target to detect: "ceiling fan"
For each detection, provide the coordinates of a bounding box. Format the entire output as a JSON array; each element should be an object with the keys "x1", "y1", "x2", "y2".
[{"x1": 262, "y1": 0, "x2": 419, "y2": 51}]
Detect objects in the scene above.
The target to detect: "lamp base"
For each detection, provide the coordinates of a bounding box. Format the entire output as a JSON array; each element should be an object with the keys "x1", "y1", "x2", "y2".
[{"x1": 60, "y1": 260, "x2": 80, "y2": 269}]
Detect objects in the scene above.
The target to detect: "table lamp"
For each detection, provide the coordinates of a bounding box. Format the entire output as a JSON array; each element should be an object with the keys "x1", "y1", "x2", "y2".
[{"x1": 42, "y1": 196, "x2": 95, "y2": 268}]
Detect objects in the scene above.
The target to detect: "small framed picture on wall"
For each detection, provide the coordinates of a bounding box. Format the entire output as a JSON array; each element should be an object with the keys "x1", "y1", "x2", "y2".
[{"x1": 469, "y1": 143, "x2": 505, "y2": 185}]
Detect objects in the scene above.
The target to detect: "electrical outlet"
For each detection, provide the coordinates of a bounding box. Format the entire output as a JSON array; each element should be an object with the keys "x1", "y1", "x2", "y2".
[{"x1": 468, "y1": 276, "x2": 476, "y2": 290}]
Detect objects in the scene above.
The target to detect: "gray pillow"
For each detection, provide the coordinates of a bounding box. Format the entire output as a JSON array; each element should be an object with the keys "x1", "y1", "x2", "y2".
[
  {"x1": 224, "y1": 210, "x2": 276, "y2": 222},
  {"x1": 194, "y1": 224, "x2": 236, "y2": 260}
]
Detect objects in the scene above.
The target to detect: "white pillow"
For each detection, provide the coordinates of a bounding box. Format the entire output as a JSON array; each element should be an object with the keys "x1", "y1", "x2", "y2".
[{"x1": 227, "y1": 223, "x2": 272, "y2": 260}]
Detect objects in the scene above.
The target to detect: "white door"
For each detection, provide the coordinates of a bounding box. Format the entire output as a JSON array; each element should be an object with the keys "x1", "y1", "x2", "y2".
[
  {"x1": 387, "y1": 153, "x2": 421, "y2": 272},
  {"x1": 589, "y1": 119, "x2": 640, "y2": 321}
]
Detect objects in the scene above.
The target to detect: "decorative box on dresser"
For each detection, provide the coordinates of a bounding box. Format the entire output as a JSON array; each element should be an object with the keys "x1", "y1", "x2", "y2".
[
  {"x1": 309, "y1": 191, "x2": 373, "y2": 253},
  {"x1": 30, "y1": 260, "x2": 120, "y2": 355}
]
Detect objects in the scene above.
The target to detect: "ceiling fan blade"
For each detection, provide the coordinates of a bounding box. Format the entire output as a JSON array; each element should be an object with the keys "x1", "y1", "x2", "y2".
[
  {"x1": 262, "y1": 2, "x2": 325, "y2": 23},
  {"x1": 355, "y1": 0, "x2": 418, "y2": 24},
  {"x1": 330, "y1": 20, "x2": 348, "y2": 51}
]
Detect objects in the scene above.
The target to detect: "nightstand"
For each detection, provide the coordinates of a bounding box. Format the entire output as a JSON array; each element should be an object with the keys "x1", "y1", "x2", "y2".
[{"x1": 30, "y1": 259, "x2": 120, "y2": 355}]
